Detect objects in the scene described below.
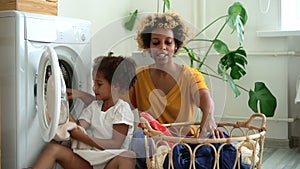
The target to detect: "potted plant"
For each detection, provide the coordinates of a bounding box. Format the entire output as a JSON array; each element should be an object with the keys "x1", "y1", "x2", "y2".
[{"x1": 124, "y1": 1, "x2": 277, "y2": 117}]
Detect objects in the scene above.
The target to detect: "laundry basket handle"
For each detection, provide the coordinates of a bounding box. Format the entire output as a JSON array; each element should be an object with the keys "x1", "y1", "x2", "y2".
[
  {"x1": 139, "y1": 117, "x2": 163, "y2": 137},
  {"x1": 235, "y1": 113, "x2": 267, "y2": 131}
]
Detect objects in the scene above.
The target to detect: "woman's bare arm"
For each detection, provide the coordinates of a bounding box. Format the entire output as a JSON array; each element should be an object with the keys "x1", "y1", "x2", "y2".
[{"x1": 197, "y1": 89, "x2": 224, "y2": 138}]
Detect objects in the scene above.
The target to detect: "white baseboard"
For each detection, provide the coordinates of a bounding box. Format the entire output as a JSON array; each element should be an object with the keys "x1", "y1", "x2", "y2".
[{"x1": 264, "y1": 138, "x2": 291, "y2": 148}]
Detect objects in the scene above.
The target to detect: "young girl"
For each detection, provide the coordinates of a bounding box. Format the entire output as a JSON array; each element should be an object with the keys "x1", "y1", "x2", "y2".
[{"x1": 33, "y1": 53, "x2": 137, "y2": 169}]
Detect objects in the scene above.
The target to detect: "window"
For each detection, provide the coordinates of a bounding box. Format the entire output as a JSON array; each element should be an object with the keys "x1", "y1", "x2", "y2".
[
  {"x1": 256, "y1": 0, "x2": 300, "y2": 37},
  {"x1": 281, "y1": 0, "x2": 300, "y2": 30}
]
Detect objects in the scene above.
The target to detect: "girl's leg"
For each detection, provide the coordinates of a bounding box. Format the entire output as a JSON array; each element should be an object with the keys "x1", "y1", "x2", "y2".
[
  {"x1": 104, "y1": 151, "x2": 136, "y2": 169},
  {"x1": 32, "y1": 142, "x2": 92, "y2": 169}
]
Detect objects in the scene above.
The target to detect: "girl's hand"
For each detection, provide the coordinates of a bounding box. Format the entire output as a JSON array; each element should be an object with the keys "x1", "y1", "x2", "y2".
[
  {"x1": 67, "y1": 88, "x2": 81, "y2": 100},
  {"x1": 66, "y1": 88, "x2": 95, "y2": 105}
]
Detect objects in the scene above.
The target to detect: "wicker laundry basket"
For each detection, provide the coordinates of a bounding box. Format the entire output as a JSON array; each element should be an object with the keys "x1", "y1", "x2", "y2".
[{"x1": 139, "y1": 113, "x2": 267, "y2": 169}]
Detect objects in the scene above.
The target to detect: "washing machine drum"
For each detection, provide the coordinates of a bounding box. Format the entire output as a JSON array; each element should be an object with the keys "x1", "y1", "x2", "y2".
[
  {"x1": 46, "y1": 60, "x2": 74, "y2": 124},
  {"x1": 37, "y1": 46, "x2": 70, "y2": 142}
]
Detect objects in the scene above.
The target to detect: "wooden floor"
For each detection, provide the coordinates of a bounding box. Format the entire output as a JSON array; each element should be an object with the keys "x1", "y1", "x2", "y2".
[
  {"x1": 262, "y1": 147, "x2": 300, "y2": 169},
  {"x1": 0, "y1": 147, "x2": 299, "y2": 169}
]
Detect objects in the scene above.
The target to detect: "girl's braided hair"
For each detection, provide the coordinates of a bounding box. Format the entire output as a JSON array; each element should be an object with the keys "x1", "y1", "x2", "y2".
[{"x1": 92, "y1": 52, "x2": 136, "y2": 91}]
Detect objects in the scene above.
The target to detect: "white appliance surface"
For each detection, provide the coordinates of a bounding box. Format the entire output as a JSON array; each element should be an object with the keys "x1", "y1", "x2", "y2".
[{"x1": 0, "y1": 10, "x2": 92, "y2": 169}]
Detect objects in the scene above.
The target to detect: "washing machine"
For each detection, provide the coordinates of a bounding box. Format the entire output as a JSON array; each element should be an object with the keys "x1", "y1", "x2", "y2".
[{"x1": 0, "y1": 10, "x2": 92, "y2": 169}]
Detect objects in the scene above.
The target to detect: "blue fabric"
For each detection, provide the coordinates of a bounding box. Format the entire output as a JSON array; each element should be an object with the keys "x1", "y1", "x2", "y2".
[
  {"x1": 241, "y1": 163, "x2": 251, "y2": 169},
  {"x1": 163, "y1": 144, "x2": 213, "y2": 169},
  {"x1": 163, "y1": 132, "x2": 250, "y2": 169},
  {"x1": 130, "y1": 129, "x2": 153, "y2": 169},
  {"x1": 212, "y1": 142, "x2": 237, "y2": 169}
]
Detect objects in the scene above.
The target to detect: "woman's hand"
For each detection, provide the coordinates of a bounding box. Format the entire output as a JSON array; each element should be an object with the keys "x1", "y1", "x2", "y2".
[{"x1": 200, "y1": 116, "x2": 224, "y2": 138}]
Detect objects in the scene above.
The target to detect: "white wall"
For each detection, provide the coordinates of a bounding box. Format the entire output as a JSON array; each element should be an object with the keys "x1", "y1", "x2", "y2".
[
  {"x1": 58, "y1": 0, "x2": 130, "y2": 35},
  {"x1": 205, "y1": 0, "x2": 300, "y2": 141},
  {"x1": 58, "y1": 0, "x2": 199, "y2": 57},
  {"x1": 58, "y1": 0, "x2": 300, "y2": 141},
  {"x1": 58, "y1": 0, "x2": 134, "y2": 57}
]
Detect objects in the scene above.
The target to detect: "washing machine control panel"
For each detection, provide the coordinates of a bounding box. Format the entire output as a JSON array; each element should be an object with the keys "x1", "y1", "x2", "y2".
[
  {"x1": 25, "y1": 15, "x2": 91, "y2": 44},
  {"x1": 56, "y1": 22, "x2": 91, "y2": 43}
]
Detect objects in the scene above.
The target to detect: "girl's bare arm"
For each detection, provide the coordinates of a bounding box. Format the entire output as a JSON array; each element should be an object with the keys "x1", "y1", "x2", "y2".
[
  {"x1": 70, "y1": 119, "x2": 129, "y2": 150},
  {"x1": 67, "y1": 88, "x2": 95, "y2": 105}
]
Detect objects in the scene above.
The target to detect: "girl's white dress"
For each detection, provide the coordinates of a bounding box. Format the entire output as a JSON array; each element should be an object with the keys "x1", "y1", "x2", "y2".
[{"x1": 73, "y1": 99, "x2": 134, "y2": 169}]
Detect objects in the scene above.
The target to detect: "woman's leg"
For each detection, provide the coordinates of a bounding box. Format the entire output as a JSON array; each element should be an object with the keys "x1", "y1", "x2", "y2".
[
  {"x1": 32, "y1": 142, "x2": 92, "y2": 169},
  {"x1": 104, "y1": 151, "x2": 136, "y2": 169}
]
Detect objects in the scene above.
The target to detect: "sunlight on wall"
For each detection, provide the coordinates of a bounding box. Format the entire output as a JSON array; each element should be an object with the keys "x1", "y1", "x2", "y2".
[{"x1": 281, "y1": 0, "x2": 300, "y2": 30}]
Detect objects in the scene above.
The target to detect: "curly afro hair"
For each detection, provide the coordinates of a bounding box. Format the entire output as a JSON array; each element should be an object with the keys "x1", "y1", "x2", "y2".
[{"x1": 136, "y1": 12, "x2": 189, "y2": 53}]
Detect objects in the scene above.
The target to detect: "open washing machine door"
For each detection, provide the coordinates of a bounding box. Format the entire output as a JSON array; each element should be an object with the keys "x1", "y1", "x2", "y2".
[{"x1": 37, "y1": 46, "x2": 69, "y2": 142}]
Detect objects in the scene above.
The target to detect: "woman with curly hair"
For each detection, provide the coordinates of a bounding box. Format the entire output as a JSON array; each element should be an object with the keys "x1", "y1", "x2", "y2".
[{"x1": 130, "y1": 12, "x2": 222, "y2": 168}]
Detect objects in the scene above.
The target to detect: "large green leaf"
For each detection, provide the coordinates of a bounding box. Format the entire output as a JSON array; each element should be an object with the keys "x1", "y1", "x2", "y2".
[
  {"x1": 226, "y1": 73, "x2": 241, "y2": 97},
  {"x1": 235, "y1": 15, "x2": 245, "y2": 43},
  {"x1": 219, "y1": 47, "x2": 247, "y2": 80},
  {"x1": 213, "y1": 39, "x2": 230, "y2": 54},
  {"x1": 124, "y1": 9, "x2": 138, "y2": 31},
  {"x1": 227, "y1": 2, "x2": 248, "y2": 44},
  {"x1": 228, "y1": 2, "x2": 248, "y2": 26},
  {"x1": 248, "y1": 82, "x2": 277, "y2": 117},
  {"x1": 218, "y1": 63, "x2": 241, "y2": 97}
]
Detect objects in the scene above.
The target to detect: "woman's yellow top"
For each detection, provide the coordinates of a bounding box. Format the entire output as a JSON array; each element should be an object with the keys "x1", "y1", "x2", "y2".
[{"x1": 129, "y1": 65, "x2": 208, "y2": 126}]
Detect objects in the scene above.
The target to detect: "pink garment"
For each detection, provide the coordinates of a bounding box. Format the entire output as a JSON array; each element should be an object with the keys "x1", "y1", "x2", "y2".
[
  {"x1": 138, "y1": 112, "x2": 174, "y2": 146},
  {"x1": 138, "y1": 112, "x2": 173, "y2": 136}
]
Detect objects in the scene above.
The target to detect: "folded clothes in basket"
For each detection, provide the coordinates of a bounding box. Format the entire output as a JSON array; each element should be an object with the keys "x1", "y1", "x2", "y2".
[
  {"x1": 163, "y1": 143, "x2": 214, "y2": 169},
  {"x1": 162, "y1": 133, "x2": 251, "y2": 169},
  {"x1": 234, "y1": 140, "x2": 260, "y2": 165}
]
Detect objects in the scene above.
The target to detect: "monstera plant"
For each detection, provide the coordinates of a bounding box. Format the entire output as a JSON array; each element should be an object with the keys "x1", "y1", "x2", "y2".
[{"x1": 124, "y1": 1, "x2": 277, "y2": 117}]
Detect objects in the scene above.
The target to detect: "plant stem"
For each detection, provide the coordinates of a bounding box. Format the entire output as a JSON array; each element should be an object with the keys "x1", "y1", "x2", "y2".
[
  {"x1": 199, "y1": 17, "x2": 229, "y2": 68},
  {"x1": 187, "y1": 15, "x2": 228, "y2": 44},
  {"x1": 189, "y1": 39, "x2": 214, "y2": 43},
  {"x1": 200, "y1": 70, "x2": 249, "y2": 93},
  {"x1": 157, "y1": 0, "x2": 159, "y2": 13},
  {"x1": 199, "y1": 63, "x2": 218, "y2": 75}
]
